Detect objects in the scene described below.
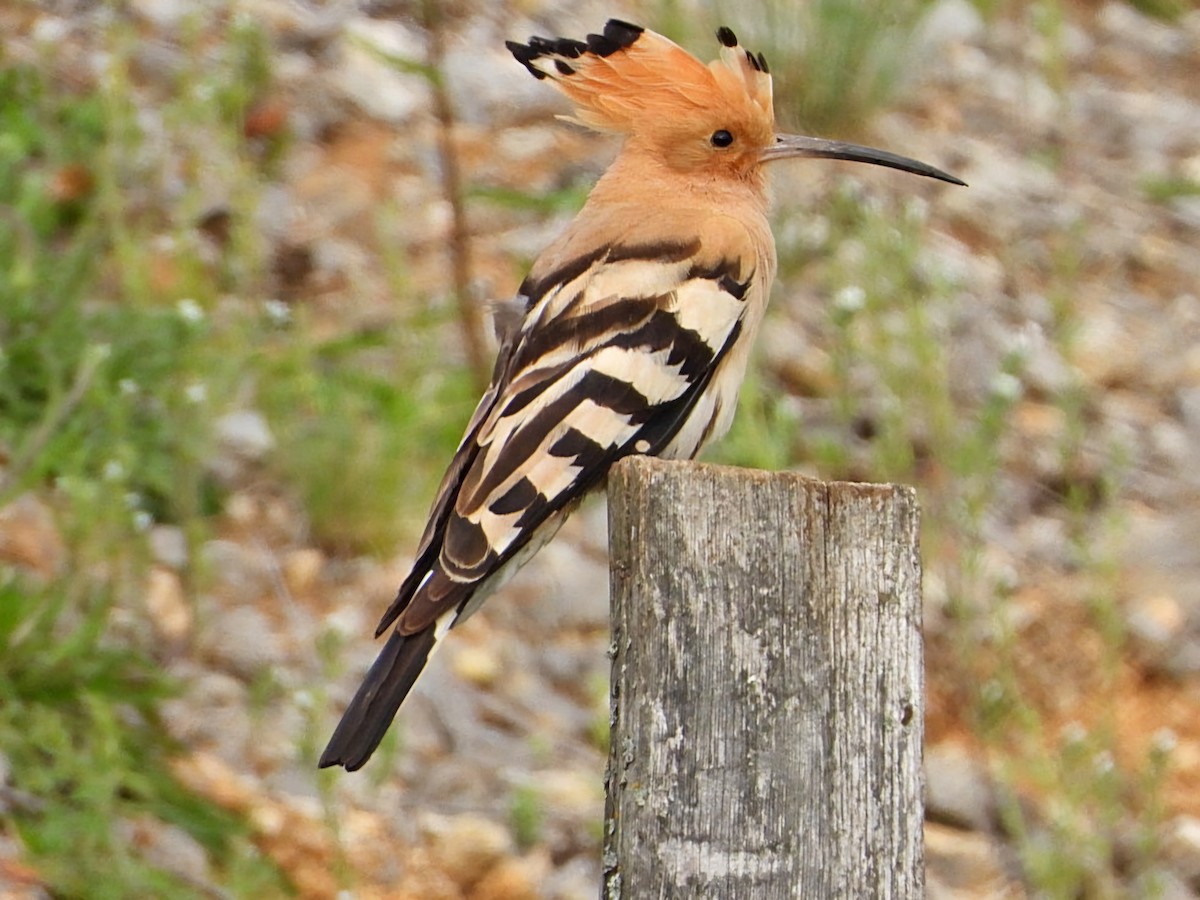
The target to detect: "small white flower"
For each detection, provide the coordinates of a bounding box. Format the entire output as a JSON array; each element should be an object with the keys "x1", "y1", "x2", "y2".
[
  {"x1": 177, "y1": 298, "x2": 204, "y2": 323},
  {"x1": 31, "y1": 16, "x2": 71, "y2": 44},
  {"x1": 185, "y1": 381, "x2": 208, "y2": 403},
  {"x1": 124, "y1": 491, "x2": 141, "y2": 510},
  {"x1": 990, "y1": 371, "x2": 1022, "y2": 401},
  {"x1": 905, "y1": 196, "x2": 929, "y2": 224},
  {"x1": 1060, "y1": 721, "x2": 1087, "y2": 745},
  {"x1": 833, "y1": 285, "x2": 866, "y2": 314},
  {"x1": 324, "y1": 608, "x2": 363, "y2": 640},
  {"x1": 103, "y1": 459, "x2": 125, "y2": 481},
  {"x1": 1152, "y1": 728, "x2": 1178, "y2": 755},
  {"x1": 263, "y1": 298, "x2": 291, "y2": 325},
  {"x1": 980, "y1": 680, "x2": 1004, "y2": 704},
  {"x1": 1008, "y1": 321, "x2": 1042, "y2": 359},
  {"x1": 132, "y1": 510, "x2": 153, "y2": 532},
  {"x1": 796, "y1": 215, "x2": 830, "y2": 249},
  {"x1": 119, "y1": 378, "x2": 139, "y2": 396}
]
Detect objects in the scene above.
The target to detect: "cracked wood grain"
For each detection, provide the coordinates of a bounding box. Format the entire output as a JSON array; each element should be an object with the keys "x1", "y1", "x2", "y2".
[{"x1": 604, "y1": 456, "x2": 923, "y2": 899}]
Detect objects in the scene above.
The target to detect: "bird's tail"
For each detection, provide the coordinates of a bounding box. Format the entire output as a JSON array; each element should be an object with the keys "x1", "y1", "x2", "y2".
[{"x1": 318, "y1": 623, "x2": 440, "y2": 771}]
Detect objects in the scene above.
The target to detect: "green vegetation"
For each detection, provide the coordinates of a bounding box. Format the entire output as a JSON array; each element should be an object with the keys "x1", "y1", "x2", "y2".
[
  {"x1": 656, "y1": 0, "x2": 927, "y2": 135},
  {"x1": 258, "y1": 313, "x2": 477, "y2": 554},
  {"x1": 0, "y1": 11, "x2": 476, "y2": 892},
  {"x1": 1140, "y1": 174, "x2": 1200, "y2": 204},
  {"x1": 0, "y1": 27, "x2": 292, "y2": 896},
  {"x1": 507, "y1": 784, "x2": 544, "y2": 851},
  {"x1": 0, "y1": 575, "x2": 286, "y2": 897}
]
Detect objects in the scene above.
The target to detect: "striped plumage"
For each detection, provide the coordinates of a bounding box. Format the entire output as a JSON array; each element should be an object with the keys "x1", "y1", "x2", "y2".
[{"x1": 320, "y1": 19, "x2": 963, "y2": 771}]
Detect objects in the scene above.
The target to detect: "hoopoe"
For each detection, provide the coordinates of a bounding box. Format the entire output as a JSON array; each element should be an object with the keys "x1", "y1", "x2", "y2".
[{"x1": 320, "y1": 19, "x2": 963, "y2": 771}]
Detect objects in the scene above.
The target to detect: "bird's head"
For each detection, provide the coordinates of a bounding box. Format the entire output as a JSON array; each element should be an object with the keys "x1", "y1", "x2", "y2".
[{"x1": 507, "y1": 20, "x2": 964, "y2": 187}]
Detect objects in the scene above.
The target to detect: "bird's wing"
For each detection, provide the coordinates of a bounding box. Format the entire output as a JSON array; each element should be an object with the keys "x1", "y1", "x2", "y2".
[{"x1": 377, "y1": 236, "x2": 756, "y2": 638}]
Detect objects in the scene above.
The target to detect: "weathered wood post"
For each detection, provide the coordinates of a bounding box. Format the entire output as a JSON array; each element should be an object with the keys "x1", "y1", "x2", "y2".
[{"x1": 603, "y1": 456, "x2": 923, "y2": 899}]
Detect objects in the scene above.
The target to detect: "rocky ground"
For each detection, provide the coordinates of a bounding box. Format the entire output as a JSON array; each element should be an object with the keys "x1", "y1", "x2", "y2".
[{"x1": 3, "y1": 0, "x2": 1200, "y2": 897}]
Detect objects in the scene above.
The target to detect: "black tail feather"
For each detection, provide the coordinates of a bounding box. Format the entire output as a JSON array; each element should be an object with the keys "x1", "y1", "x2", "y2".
[{"x1": 318, "y1": 625, "x2": 439, "y2": 771}]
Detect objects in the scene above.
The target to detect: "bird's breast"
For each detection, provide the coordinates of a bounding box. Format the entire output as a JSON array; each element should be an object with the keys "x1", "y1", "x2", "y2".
[{"x1": 660, "y1": 273, "x2": 772, "y2": 461}]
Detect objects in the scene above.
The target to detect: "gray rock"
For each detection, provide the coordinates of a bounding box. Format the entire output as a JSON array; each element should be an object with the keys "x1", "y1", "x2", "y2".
[
  {"x1": 161, "y1": 668, "x2": 253, "y2": 760},
  {"x1": 1170, "y1": 196, "x2": 1200, "y2": 231},
  {"x1": 443, "y1": 31, "x2": 545, "y2": 125},
  {"x1": 1098, "y1": 1, "x2": 1189, "y2": 58},
  {"x1": 334, "y1": 19, "x2": 428, "y2": 123},
  {"x1": 216, "y1": 409, "x2": 275, "y2": 461},
  {"x1": 925, "y1": 821, "x2": 1013, "y2": 896},
  {"x1": 1125, "y1": 593, "x2": 1186, "y2": 672},
  {"x1": 148, "y1": 524, "x2": 188, "y2": 569},
  {"x1": 917, "y1": 0, "x2": 986, "y2": 50},
  {"x1": 420, "y1": 811, "x2": 514, "y2": 889},
  {"x1": 114, "y1": 816, "x2": 212, "y2": 887},
  {"x1": 1164, "y1": 814, "x2": 1200, "y2": 885},
  {"x1": 235, "y1": 0, "x2": 349, "y2": 48},
  {"x1": 201, "y1": 539, "x2": 272, "y2": 599},
  {"x1": 521, "y1": 539, "x2": 610, "y2": 631},
  {"x1": 1178, "y1": 386, "x2": 1200, "y2": 437},
  {"x1": 130, "y1": 0, "x2": 205, "y2": 30},
  {"x1": 30, "y1": 15, "x2": 71, "y2": 45},
  {"x1": 925, "y1": 744, "x2": 996, "y2": 832},
  {"x1": 543, "y1": 855, "x2": 601, "y2": 900},
  {"x1": 201, "y1": 604, "x2": 284, "y2": 679},
  {"x1": 940, "y1": 139, "x2": 1073, "y2": 246}
]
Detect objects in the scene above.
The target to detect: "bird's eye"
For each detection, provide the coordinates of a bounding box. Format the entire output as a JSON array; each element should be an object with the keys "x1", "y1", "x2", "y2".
[{"x1": 710, "y1": 129, "x2": 734, "y2": 148}]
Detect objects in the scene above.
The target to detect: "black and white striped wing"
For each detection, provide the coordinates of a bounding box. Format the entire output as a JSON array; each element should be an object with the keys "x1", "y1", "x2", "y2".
[
  {"x1": 319, "y1": 241, "x2": 754, "y2": 770},
  {"x1": 387, "y1": 241, "x2": 752, "y2": 637}
]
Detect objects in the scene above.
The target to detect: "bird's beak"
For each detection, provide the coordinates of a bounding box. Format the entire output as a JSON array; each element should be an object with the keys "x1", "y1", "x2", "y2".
[{"x1": 763, "y1": 133, "x2": 966, "y2": 186}]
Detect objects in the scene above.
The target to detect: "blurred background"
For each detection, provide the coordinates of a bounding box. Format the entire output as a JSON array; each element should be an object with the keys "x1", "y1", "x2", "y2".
[{"x1": 1, "y1": 0, "x2": 1198, "y2": 897}]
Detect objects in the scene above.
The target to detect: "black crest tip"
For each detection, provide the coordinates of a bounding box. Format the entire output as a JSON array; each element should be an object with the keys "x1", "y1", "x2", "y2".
[
  {"x1": 588, "y1": 19, "x2": 643, "y2": 58},
  {"x1": 585, "y1": 32, "x2": 617, "y2": 57},
  {"x1": 551, "y1": 37, "x2": 587, "y2": 58},
  {"x1": 505, "y1": 40, "x2": 547, "y2": 79},
  {"x1": 604, "y1": 19, "x2": 644, "y2": 46},
  {"x1": 716, "y1": 26, "x2": 738, "y2": 48}
]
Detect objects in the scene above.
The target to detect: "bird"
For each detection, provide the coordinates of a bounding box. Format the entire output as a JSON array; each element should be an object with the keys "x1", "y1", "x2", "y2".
[{"x1": 319, "y1": 18, "x2": 964, "y2": 771}]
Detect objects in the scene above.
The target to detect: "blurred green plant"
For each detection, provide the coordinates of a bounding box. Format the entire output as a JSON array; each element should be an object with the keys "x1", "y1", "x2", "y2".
[
  {"x1": 1126, "y1": 0, "x2": 1190, "y2": 21},
  {"x1": 508, "y1": 784, "x2": 543, "y2": 851},
  {"x1": 653, "y1": 0, "x2": 929, "y2": 135},
  {"x1": 1140, "y1": 174, "x2": 1200, "y2": 204},
  {"x1": 257, "y1": 310, "x2": 477, "y2": 555},
  {"x1": 0, "y1": 575, "x2": 287, "y2": 897},
  {"x1": 0, "y1": 22, "x2": 287, "y2": 897}
]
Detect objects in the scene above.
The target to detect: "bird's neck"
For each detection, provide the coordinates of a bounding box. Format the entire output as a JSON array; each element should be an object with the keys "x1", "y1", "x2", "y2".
[
  {"x1": 585, "y1": 148, "x2": 769, "y2": 220},
  {"x1": 527, "y1": 145, "x2": 776, "y2": 293}
]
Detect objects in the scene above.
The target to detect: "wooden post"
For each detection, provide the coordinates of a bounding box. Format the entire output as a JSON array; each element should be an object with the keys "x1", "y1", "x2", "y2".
[{"x1": 603, "y1": 456, "x2": 923, "y2": 899}]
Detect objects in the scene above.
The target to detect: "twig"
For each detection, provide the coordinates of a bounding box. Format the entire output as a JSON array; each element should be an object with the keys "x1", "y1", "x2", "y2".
[{"x1": 423, "y1": 0, "x2": 489, "y2": 389}]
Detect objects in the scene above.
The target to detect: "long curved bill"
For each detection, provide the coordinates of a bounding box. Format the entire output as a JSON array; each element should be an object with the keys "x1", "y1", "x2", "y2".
[{"x1": 763, "y1": 133, "x2": 966, "y2": 186}]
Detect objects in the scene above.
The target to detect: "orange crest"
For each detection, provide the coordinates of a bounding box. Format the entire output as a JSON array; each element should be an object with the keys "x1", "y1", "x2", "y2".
[{"x1": 507, "y1": 21, "x2": 775, "y2": 146}]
